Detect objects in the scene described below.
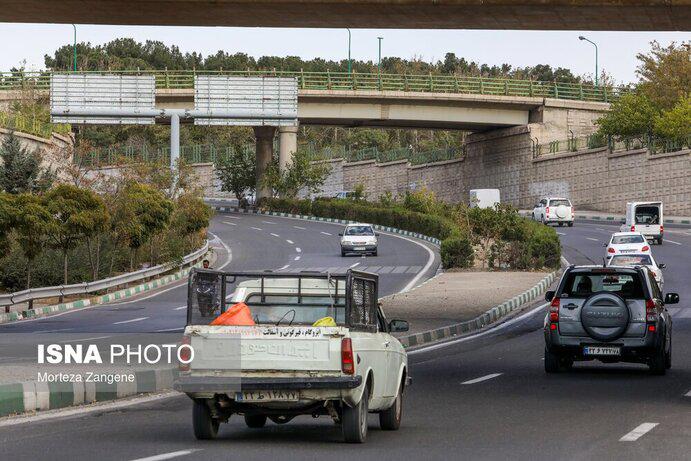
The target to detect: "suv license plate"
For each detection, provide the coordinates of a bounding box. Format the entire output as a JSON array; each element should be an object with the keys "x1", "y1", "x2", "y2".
[
  {"x1": 584, "y1": 346, "x2": 621, "y2": 356},
  {"x1": 235, "y1": 391, "x2": 299, "y2": 402},
  {"x1": 354, "y1": 247, "x2": 366, "y2": 251}
]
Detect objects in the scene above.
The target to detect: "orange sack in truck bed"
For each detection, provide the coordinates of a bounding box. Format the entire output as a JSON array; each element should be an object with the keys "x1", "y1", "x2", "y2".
[{"x1": 210, "y1": 302, "x2": 255, "y2": 326}]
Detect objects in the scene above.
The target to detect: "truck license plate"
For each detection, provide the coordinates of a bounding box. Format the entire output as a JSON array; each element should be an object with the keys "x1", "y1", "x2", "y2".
[
  {"x1": 583, "y1": 346, "x2": 621, "y2": 356},
  {"x1": 235, "y1": 390, "x2": 299, "y2": 402}
]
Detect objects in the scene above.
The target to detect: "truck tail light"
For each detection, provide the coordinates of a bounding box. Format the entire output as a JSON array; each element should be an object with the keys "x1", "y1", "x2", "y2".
[
  {"x1": 341, "y1": 338, "x2": 355, "y2": 375},
  {"x1": 641, "y1": 245, "x2": 650, "y2": 252},
  {"x1": 645, "y1": 299, "x2": 657, "y2": 323},
  {"x1": 660, "y1": 225, "x2": 664, "y2": 234},
  {"x1": 631, "y1": 225, "x2": 636, "y2": 232},
  {"x1": 549, "y1": 297, "x2": 560, "y2": 323},
  {"x1": 607, "y1": 247, "x2": 616, "y2": 253},
  {"x1": 179, "y1": 335, "x2": 192, "y2": 372},
  {"x1": 545, "y1": 207, "x2": 550, "y2": 216}
]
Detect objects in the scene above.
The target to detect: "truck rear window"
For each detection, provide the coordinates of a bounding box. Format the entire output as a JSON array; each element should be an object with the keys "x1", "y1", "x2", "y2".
[
  {"x1": 635, "y1": 206, "x2": 660, "y2": 224},
  {"x1": 244, "y1": 294, "x2": 346, "y2": 325},
  {"x1": 561, "y1": 272, "x2": 645, "y2": 299}
]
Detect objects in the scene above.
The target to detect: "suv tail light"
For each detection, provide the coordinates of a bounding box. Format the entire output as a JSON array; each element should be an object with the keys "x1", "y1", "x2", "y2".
[
  {"x1": 607, "y1": 247, "x2": 616, "y2": 253},
  {"x1": 645, "y1": 299, "x2": 657, "y2": 324},
  {"x1": 641, "y1": 245, "x2": 650, "y2": 252},
  {"x1": 341, "y1": 338, "x2": 355, "y2": 375},
  {"x1": 545, "y1": 206, "x2": 550, "y2": 216},
  {"x1": 549, "y1": 297, "x2": 560, "y2": 328},
  {"x1": 179, "y1": 335, "x2": 192, "y2": 372}
]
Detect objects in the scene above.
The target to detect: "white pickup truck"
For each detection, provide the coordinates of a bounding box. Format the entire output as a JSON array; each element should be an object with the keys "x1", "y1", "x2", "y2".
[{"x1": 174, "y1": 269, "x2": 410, "y2": 443}]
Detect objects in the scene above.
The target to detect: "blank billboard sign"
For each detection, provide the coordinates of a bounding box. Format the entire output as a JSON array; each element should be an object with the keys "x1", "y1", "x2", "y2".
[
  {"x1": 50, "y1": 73, "x2": 156, "y2": 124},
  {"x1": 194, "y1": 76, "x2": 298, "y2": 126}
]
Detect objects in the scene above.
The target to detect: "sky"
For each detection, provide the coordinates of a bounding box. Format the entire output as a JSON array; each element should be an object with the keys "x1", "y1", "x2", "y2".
[{"x1": 1, "y1": 23, "x2": 689, "y2": 85}]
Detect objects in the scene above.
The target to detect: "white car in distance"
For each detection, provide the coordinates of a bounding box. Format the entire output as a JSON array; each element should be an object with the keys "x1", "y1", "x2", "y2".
[
  {"x1": 605, "y1": 232, "x2": 651, "y2": 260},
  {"x1": 606, "y1": 253, "x2": 665, "y2": 290},
  {"x1": 340, "y1": 223, "x2": 379, "y2": 256},
  {"x1": 532, "y1": 197, "x2": 574, "y2": 227}
]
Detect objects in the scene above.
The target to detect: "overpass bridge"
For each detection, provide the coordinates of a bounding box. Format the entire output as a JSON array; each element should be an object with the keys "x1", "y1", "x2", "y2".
[{"x1": 1, "y1": 0, "x2": 689, "y2": 30}]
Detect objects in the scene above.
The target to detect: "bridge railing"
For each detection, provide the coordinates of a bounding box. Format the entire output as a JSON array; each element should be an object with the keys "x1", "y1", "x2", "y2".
[
  {"x1": 0, "y1": 111, "x2": 71, "y2": 139},
  {"x1": 0, "y1": 70, "x2": 626, "y2": 103},
  {"x1": 532, "y1": 133, "x2": 691, "y2": 158}
]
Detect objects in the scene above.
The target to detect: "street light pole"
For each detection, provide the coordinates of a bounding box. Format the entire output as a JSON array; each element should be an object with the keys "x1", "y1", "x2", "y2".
[
  {"x1": 72, "y1": 24, "x2": 77, "y2": 72},
  {"x1": 346, "y1": 28, "x2": 352, "y2": 75},
  {"x1": 377, "y1": 36, "x2": 383, "y2": 73},
  {"x1": 578, "y1": 35, "x2": 598, "y2": 87}
]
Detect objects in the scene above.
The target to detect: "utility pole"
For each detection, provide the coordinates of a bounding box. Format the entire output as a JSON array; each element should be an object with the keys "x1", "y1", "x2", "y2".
[{"x1": 72, "y1": 24, "x2": 77, "y2": 71}]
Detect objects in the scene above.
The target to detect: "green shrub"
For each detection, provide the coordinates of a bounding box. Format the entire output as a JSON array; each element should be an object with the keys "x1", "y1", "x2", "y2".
[{"x1": 440, "y1": 236, "x2": 474, "y2": 269}]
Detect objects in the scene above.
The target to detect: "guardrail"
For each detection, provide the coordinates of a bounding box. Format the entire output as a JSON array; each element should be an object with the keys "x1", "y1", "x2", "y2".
[
  {"x1": 532, "y1": 134, "x2": 691, "y2": 158},
  {"x1": 0, "y1": 70, "x2": 626, "y2": 103},
  {"x1": 0, "y1": 241, "x2": 209, "y2": 312},
  {"x1": 0, "y1": 111, "x2": 71, "y2": 139}
]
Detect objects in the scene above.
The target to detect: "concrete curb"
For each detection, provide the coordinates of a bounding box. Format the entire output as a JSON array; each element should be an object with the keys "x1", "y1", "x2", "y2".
[
  {"x1": 0, "y1": 260, "x2": 206, "y2": 325},
  {"x1": 0, "y1": 368, "x2": 177, "y2": 417},
  {"x1": 212, "y1": 206, "x2": 442, "y2": 247},
  {"x1": 398, "y1": 268, "x2": 560, "y2": 349}
]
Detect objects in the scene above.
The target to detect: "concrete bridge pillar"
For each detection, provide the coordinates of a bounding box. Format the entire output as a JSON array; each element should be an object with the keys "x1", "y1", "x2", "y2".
[
  {"x1": 278, "y1": 125, "x2": 299, "y2": 173},
  {"x1": 254, "y1": 126, "x2": 277, "y2": 202}
]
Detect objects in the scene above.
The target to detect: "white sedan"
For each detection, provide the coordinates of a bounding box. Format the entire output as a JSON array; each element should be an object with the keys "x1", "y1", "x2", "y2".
[
  {"x1": 605, "y1": 232, "x2": 651, "y2": 260},
  {"x1": 607, "y1": 253, "x2": 665, "y2": 290},
  {"x1": 340, "y1": 223, "x2": 379, "y2": 256}
]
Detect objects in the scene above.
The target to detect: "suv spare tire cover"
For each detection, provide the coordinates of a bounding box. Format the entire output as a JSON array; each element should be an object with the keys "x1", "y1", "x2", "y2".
[
  {"x1": 580, "y1": 293, "x2": 630, "y2": 341},
  {"x1": 556, "y1": 205, "x2": 568, "y2": 218}
]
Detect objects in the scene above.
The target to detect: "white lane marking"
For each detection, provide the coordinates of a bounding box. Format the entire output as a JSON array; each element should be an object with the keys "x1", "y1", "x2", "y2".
[
  {"x1": 225, "y1": 216, "x2": 241, "y2": 219},
  {"x1": 461, "y1": 373, "x2": 503, "y2": 385},
  {"x1": 294, "y1": 256, "x2": 301, "y2": 261},
  {"x1": 58, "y1": 335, "x2": 111, "y2": 343},
  {"x1": 596, "y1": 227, "x2": 605, "y2": 231},
  {"x1": 619, "y1": 423, "x2": 659, "y2": 442},
  {"x1": 155, "y1": 327, "x2": 184, "y2": 332},
  {"x1": 222, "y1": 221, "x2": 237, "y2": 226},
  {"x1": 208, "y1": 231, "x2": 233, "y2": 271},
  {"x1": 34, "y1": 328, "x2": 75, "y2": 334},
  {"x1": 586, "y1": 237, "x2": 599, "y2": 242},
  {"x1": 270, "y1": 233, "x2": 280, "y2": 237},
  {"x1": 113, "y1": 317, "x2": 148, "y2": 325},
  {"x1": 320, "y1": 231, "x2": 332, "y2": 236},
  {"x1": 397, "y1": 234, "x2": 436, "y2": 294},
  {"x1": 666, "y1": 239, "x2": 682, "y2": 245},
  {"x1": 250, "y1": 226, "x2": 262, "y2": 231},
  {"x1": 293, "y1": 226, "x2": 306, "y2": 230},
  {"x1": 350, "y1": 262, "x2": 360, "y2": 268},
  {"x1": 262, "y1": 221, "x2": 276, "y2": 224},
  {"x1": 295, "y1": 247, "x2": 302, "y2": 253},
  {"x1": 129, "y1": 450, "x2": 202, "y2": 461},
  {"x1": 286, "y1": 239, "x2": 294, "y2": 244},
  {"x1": 685, "y1": 389, "x2": 691, "y2": 397},
  {"x1": 556, "y1": 232, "x2": 566, "y2": 236},
  {"x1": 278, "y1": 264, "x2": 290, "y2": 271},
  {"x1": 173, "y1": 305, "x2": 186, "y2": 311},
  {"x1": 0, "y1": 392, "x2": 179, "y2": 427}
]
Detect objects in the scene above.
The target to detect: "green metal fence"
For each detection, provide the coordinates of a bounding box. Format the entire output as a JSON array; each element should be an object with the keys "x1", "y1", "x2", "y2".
[
  {"x1": 532, "y1": 133, "x2": 690, "y2": 158},
  {"x1": 0, "y1": 70, "x2": 626, "y2": 103},
  {"x1": 0, "y1": 112, "x2": 71, "y2": 139}
]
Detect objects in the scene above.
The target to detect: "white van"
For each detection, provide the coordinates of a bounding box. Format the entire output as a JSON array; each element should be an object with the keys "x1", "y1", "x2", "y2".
[
  {"x1": 469, "y1": 189, "x2": 500, "y2": 209},
  {"x1": 621, "y1": 201, "x2": 664, "y2": 244}
]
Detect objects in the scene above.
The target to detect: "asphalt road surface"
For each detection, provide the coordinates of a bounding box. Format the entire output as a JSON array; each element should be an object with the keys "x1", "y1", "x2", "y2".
[{"x1": 1, "y1": 218, "x2": 690, "y2": 461}]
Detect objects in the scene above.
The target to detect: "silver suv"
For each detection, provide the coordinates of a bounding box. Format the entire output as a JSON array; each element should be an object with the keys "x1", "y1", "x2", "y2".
[{"x1": 544, "y1": 265, "x2": 679, "y2": 375}]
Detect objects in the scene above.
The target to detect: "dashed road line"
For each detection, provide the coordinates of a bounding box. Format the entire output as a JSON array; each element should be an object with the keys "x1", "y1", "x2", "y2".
[
  {"x1": 666, "y1": 239, "x2": 682, "y2": 245},
  {"x1": 295, "y1": 247, "x2": 302, "y2": 253},
  {"x1": 286, "y1": 239, "x2": 294, "y2": 244},
  {"x1": 294, "y1": 256, "x2": 301, "y2": 261},
  {"x1": 173, "y1": 305, "x2": 187, "y2": 311},
  {"x1": 154, "y1": 327, "x2": 184, "y2": 333},
  {"x1": 293, "y1": 226, "x2": 306, "y2": 230},
  {"x1": 461, "y1": 373, "x2": 503, "y2": 385},
  {"x1": 270, "y1": 233, "x2": 280, "y2": 237},
  {"x1": 556, "y1": 232, "x2": 566, "y2": 236},
  {"x1": 262, "y1": 221, "x2": 276, "y2": 224},
  {"x1": 350, "y1": 262, "x2": 360, "y2": 268},
  {"x1": 586, "y1": 237, "x2": 599, "y2": 242},
  {"x1": 113, "y1": 317, "x2": 149, "y2": 325},
  {"x1": 129, "y1": 449, "x2": 203, "y2": 461},
  {"x1": 222, "y1": 221, "x2": 237, "y2": 226},
  {"x1": 619, "y1": 422, "x2": 658, "y2": 442},
  {"x1": 250, "y1": 227, "x2": 263, "y2": 231},
  {"x1": 320, "y1": 231, "x2": 332, "y2": 236},
  {"x1": 685, "y1": 389, "x2": 691, "y2": 397},
  {"x1": 278, "y1": 264, "x2": 290, "y2": 271}
]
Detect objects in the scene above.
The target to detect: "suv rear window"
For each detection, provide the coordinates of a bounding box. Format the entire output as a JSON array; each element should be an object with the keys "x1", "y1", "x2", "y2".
[
  {"x1": 549, "y1": 199, "x2": 571, "y2": 207},
  {"x1": 611, "y1": 235, "x2": 645, "y2": 244},
  {"x1": 561, "y1": 271, "x2": 645, "y2": 299}
]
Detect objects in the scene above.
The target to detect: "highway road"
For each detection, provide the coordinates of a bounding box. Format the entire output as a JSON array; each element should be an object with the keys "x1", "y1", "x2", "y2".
[{"x1": 1, "y1": 217, "x2": 690, "y2": 460}]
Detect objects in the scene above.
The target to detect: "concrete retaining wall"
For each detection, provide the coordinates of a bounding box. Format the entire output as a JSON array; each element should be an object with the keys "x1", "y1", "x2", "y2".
[{"x1": 0, "y1": 128, "x2": 74, "y2": 180}]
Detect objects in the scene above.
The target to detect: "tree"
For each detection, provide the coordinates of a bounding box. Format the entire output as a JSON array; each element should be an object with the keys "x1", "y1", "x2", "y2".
[
  {"x1": 214, "y1": 148, "x2": 256, "y2": 200},
  {"x1": 110, "y1": 182, "x2": 173, "y2": 269},
  {"x1": 43, "y1": 185, "x2": 110, "y2": 284},
  {"x1": 596, "y1": 92, "x2": 658, "y2": 140},
  {"x1": 636, "y1": 41, "x2": 691, "y2": 111},
  {"x1": 654, "y1": 96, "x2": 691, "y2": 143},
  {"x1": 13, "y1": 194, "x2": 51, "y2": 288},
  {"x1": 0, "y1": 133, "x2": 54, "y2": 194},
  {"x1": 0, "y1": 193, "x2": 16, "y2": 254},
  {"x1": 262, "y1": 149, "x2": 331, "y2": 199}
]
